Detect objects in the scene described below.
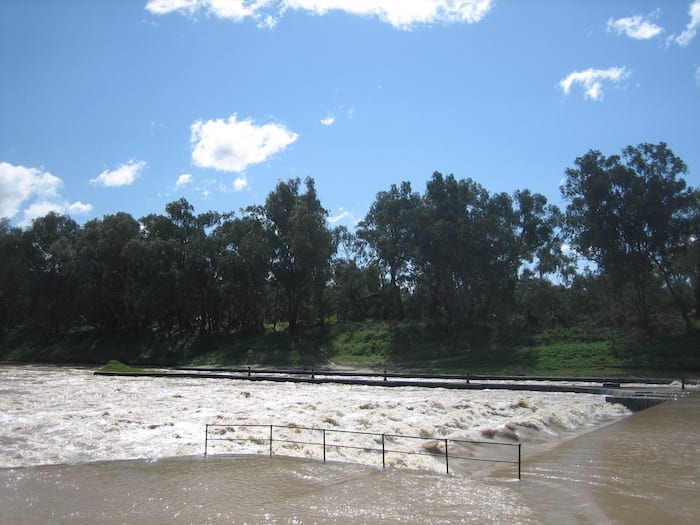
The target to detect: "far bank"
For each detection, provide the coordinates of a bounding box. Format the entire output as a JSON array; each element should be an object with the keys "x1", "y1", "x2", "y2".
[{"x1": 2, "y1": 321, "x2": 699, "y2": 378}]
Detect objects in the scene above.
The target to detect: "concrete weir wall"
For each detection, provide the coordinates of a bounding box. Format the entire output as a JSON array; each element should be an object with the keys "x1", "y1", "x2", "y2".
[
  {"x1": 605, "y1": 395, "x2": 674, "y2": 412},
  {"x1": 95, "y1": 367, "x2": 693, "y2": 411}
]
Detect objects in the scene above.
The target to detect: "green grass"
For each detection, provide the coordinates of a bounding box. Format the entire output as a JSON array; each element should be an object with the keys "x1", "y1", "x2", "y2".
[
  {"x1": 1, "y1": 321, "x2": 698, "y2": 378},
  {"x1": 99, "y1": 360, "x2": 144, "y2": 373}
]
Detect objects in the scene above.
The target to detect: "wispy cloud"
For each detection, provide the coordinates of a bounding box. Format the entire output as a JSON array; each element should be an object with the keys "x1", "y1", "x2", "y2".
[
  {"x1": 90, "y1": 160, "x2": 146, "y2": 187},
  {"x1": 175, "y1": 173, "x2": 193, "y2": 187},
  {"x1": 190, "y1": 114, "x2": 298, "y2": 173},
  {"x1": 21, "y1": 200, "x2": 93, "y2": 226},
  {"x1": 607, "y1": 11, "x2": 663, "y2": 40},
  {"x1": 559, "y1": 67, "x2": 631, "y2": 101},
  {"x1": 0, "y1": 161, "x2": 92, "y2": 223},
  {"x1": 327, "y1": 207, "x2": 358, "y2": 225},
  {"x1": 145, "y1": 0, "x2": 495, "y2": 29},
  {"x1": 320, "y1": 114, "x2": 336, "y2": 126},
  {"x1": 233, "y1": 175, "x2": 248, "y2": 191},
  {"x1": 670, "y1": 0, "x2": 700, "y2": 47},
  {"x1": 696, "y1": 66, "x2": 700, "y2": 87}
]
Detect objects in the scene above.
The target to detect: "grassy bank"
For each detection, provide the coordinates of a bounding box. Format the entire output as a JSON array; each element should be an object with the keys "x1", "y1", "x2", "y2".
[{"x1": 1, "y1": 322, "x2": 698, "y2": 378}]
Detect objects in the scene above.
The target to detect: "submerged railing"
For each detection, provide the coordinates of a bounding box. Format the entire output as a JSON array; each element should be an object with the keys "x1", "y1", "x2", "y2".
[{"x1": 204, "y1": 424, "x2": 522, "y2": 479}]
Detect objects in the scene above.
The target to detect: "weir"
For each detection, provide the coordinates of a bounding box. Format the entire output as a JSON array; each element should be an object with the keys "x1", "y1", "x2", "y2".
[{"x1": 96, "y1": 367, "x2": 693, "y2": 408}]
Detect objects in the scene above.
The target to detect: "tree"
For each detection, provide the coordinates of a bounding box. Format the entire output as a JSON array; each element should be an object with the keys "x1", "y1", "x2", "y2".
[
  {"x1": 214, "y1": 209, "x2": 273, "y2": 333},
  {"x1": 264, "y1": 177, "x2": 335, "y2": 331},
  {"x1": 0, "y1": 219, "x2": 32, "y2": 331},
  {"x1": 357, "y1": 181, "x2": 421, "y2": 319},
  {"x1": 562, "y1": 142, "x2": 698, "y2": 333},
  {"x1": 24, "y1": 212, "x2": 81, "y2": 331},
  {"x1": 328, "y1": 227, "x2": 383, "y2": 321},
  {"x1": 76, "y1": 212, "x2": 140, "y2": 330},
  {"x1": 138, "y1": 199, "x2": 222, "y2": 333}
]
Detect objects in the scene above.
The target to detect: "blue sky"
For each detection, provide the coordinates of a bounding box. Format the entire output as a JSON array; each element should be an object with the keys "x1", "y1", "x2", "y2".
[{"x1": 1, "y1": 0, "x2": 699, "y2": 228}]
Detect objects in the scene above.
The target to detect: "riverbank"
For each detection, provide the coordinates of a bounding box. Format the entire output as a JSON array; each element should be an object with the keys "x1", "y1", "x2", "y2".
[{"x1": 1, "y1": 321, "x2": 699, "y2": 377}]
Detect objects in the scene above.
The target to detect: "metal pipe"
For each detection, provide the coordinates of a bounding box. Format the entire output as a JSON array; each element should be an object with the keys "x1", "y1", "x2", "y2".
[
  {"x1": 382, "y1": 434, "x2": 385, "y2": 469},
  {"x1": 444, "y1": 439, "x2": 449, "y2": 474}
]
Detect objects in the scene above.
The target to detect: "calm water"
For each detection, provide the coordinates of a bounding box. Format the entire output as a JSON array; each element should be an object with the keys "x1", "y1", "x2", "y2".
[{"x1": 0, "y1": 367, "x2": 698, "y2": 523}]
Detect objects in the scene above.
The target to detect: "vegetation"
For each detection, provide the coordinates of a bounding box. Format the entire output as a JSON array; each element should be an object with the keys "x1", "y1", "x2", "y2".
[
  {"x1": 99, "y1": 360, "x2": 144, "y2": 373},
  {"x1": 0, "y1": 143, "x2": 698, "y2": 375}
]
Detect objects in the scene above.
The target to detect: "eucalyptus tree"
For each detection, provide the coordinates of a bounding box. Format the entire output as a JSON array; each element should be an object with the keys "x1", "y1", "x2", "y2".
[
  {"x1": 328, "y1": 226, "x2": 383, "y2": 321},
  {"x1": 0, "y1": 219, "x2": 32, "y2": 331},
  {"x1": 413, "y1": 173, "x2": 560, "y2": 326},
  {"x1": 562, "y1": 142, "x2": 697, "y2": 333},
  {"x1": 213, "y1": 208, "x2": 274, "y2": 332},
  {"x1": 357, "y1": 181, "x2": 421, "y2": 319},
  {"x1": 23, "y1": 212, "x2": 81, "y2": 331},
  {"x1": 264, "y1": 177, "x2": 335, "y2": 331},
  {"x1": 139, "y1": 199, "x2": 222, "y2": 332},
  {"x1": 76, "y1": 212, "x2": 140, "y2": 330}
]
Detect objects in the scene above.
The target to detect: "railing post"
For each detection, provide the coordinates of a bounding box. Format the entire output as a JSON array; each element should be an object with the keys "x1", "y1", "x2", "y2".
[
  {"x1": 518, "y1": 443, "x2": 521, "y2": 480},
  {"x1": 444, "y1": 439, "x2": 449, "y2": 474},
  {"x1": 383, "y1": 363, "x2": 387, "y2": 381},
  {"x1": 248, "y1": 366, "x2": 251, "y2": 377},
  {"x1": 204, "y1": 424, "x2": 209, "y2": 457},
  {"x1": 269, "y1": 425, "x2": 273, "y2": 457},
  {"x1": 382, "y1": 434, "x2": 386, "y2": 468},
  {"x1": 681, "y1": 377, "x2": 686, "y2": 390},
  {"x1": 322, "y1": 429, "x2": 326, "y2": 463}
]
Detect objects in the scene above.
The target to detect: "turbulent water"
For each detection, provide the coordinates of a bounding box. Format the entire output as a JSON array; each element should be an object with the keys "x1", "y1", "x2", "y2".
[
  {"x1": 1, "y1": 365, "x2": 698, "y2": 523},
  {"x1": 0, "y1": 366, "x2": 629, "y2": 469}
]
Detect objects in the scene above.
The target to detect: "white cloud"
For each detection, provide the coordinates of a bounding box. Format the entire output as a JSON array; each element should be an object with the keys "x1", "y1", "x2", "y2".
[
  {"x1": 20, "y1": 200, "x2": 93, "y2": 226},
  {"x1": 0, "y1": 162, "x2": 93, "y2": 223},
  {"x1": 233, "y1": 175, "x2": 248, "y2": 191},
  {"x1": 176, "y1": 173, "x2": 193, "y2": 187},
  {"x1": 146, "y1": 0, "x2": 277, "y2": 23},
  {"x1": 145, "y1": 0, "x2": 495, "y2": 29},
  {"x1": 0, "y1": 162, "x2": 63, "y2": 218},
  {"x1": 90, "y1": 160, "x2": 146, "y2": 187},
  {"x1": 559, "y1": 67, "x2": 631, "y2": 101},
  {"x1": 190, "y1": 114, "x2": 298, "y2": 173},
  {"x1": 671, "y1": 0, "x2": 700, "y2": 46},
  {"x1": 607, "y1": 11, "x2": 663, "y2": 40},
  {"x1": 321, "y1": 114, "x2": 336, "y2": 126},
  {"x1": 67, "y1": 201, "x2": 93, "y2": 215},
  {"x1": 327, "y1": 207, "x2": 358, "y2": 225},
  {"x1": 284, "y1": 0, "x2": 494, "y2": 28}
]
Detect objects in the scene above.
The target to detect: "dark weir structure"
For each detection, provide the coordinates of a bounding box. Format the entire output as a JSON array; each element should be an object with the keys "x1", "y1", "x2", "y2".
[{"x1": 95, "y1": 367, "x2": 693, "y2": 411}]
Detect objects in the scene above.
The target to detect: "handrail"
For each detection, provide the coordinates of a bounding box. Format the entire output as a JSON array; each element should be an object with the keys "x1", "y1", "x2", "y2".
[
  {"x1": 178, "y1": 365, "x2": 689, "y2": 387},
  {"x1": 204, "y1": 423, "x2": 522, "y2": 479}
]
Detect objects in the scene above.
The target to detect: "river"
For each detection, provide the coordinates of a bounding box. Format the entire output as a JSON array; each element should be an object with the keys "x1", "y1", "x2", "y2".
[{"x1": 0, "y1": 365, "x2": 697, "y2": 523}]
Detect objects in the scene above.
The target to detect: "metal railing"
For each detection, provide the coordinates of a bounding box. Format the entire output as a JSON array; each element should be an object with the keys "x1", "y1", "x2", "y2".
[{"x1": 204, "y1": 423, "x2": 522, "y2": 479}]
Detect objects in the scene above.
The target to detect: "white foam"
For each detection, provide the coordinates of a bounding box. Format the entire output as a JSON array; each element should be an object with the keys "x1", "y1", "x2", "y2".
[{"x1": 0, "y1": 366, "x2": 631, "y2": 470}]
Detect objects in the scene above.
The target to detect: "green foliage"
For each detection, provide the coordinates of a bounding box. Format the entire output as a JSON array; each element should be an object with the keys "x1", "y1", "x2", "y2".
[
  {"x1": 562, "y1": 142, "x2": 698, "y2": 334},
  {"x1": 99, "y1": 360, "x2": 144, "y2": 373},
  {"x1": 0, "y1": 147, "x2": 697, "y2": 369}
]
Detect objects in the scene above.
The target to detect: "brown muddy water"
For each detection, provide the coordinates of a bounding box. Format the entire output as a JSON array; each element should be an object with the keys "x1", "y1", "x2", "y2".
[{"x1": 0, "y1": 367, "x2": 698, "y2": 523}]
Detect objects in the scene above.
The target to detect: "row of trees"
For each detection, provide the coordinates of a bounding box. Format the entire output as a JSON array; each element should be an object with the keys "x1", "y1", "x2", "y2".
[{"x1": 1, "y1": 143, "x2": 697, "y2": 339}]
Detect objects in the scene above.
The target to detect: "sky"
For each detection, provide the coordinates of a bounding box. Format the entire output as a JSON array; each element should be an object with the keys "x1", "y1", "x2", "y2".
[{"x1": 1, "y1": 0, "x2": 699, "y2": 229}]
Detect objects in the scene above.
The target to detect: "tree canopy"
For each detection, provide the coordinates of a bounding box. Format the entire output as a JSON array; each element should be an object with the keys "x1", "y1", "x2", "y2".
[{"x1": 1, "y1": 143, "x2": 697, "y2": 343}]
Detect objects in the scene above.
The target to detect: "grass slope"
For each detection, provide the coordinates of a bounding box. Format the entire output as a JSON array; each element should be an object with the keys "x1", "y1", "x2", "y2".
[{"x1": 1, "y1": 322, "x2": 698, "y2": 378}]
